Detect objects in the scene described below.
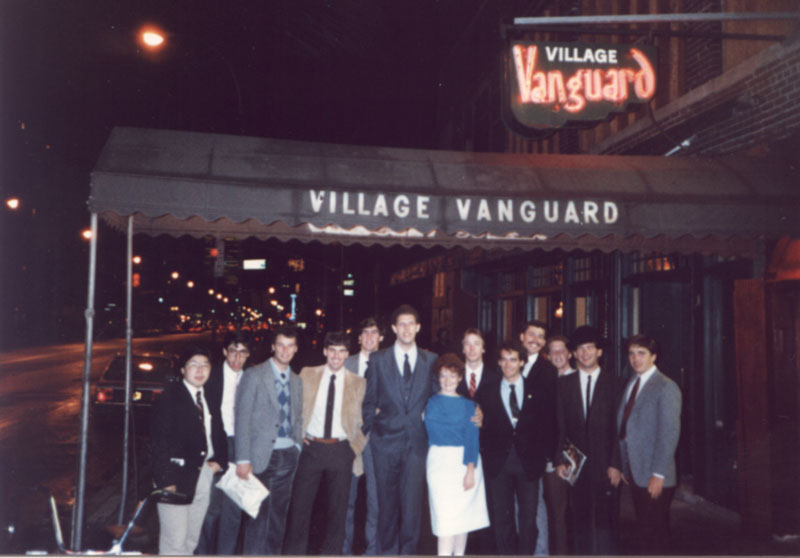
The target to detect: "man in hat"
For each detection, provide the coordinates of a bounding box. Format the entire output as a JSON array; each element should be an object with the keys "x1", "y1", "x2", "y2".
[{"x1": 556, "y1": 326, "x2": 625, "y2": 555}]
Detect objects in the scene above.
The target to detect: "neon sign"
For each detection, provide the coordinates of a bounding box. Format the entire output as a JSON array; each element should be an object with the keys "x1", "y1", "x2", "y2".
[{"x1": 506, "y1": 41, "x2": 658, "y2": 131}]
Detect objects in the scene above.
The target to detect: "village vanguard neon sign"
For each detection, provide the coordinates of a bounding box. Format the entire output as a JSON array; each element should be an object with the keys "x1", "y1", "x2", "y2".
[{"x1": 507, "y1": 41, "x2": 658, "y2": 130}]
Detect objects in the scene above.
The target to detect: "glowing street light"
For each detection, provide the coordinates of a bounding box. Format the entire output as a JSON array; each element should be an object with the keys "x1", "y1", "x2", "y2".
[
  {"x1": 6, "y1": 198, "x2": 20, "y2": 210},
  {"x1": 132, "y1": 255, "x2": 142, "y2": 264},
  {"x1": 186, "y1": 281, "x2": 195, "y2": 288},
  {"x1": 81, "y1": 228, "x2": 92, "y2": 241},
  {"x1": 208, "y1": 289, "x2": 215, "y2": 296},
  {"x1": 139, "y1": 27, "x2": 166, "y2": 50},
  {"x1": 170, "y1": 271, "x2": 179, "y2": 280}
]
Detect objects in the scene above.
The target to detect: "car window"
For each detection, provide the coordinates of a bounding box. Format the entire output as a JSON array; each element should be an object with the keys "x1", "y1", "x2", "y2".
[{"x1": 102, "y1": 357, "x2": 178, "y2": 382}]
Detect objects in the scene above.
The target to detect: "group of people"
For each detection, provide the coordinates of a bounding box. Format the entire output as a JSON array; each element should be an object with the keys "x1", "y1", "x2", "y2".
[{"x1": 150, "y1": 303, "x2": 682, "y2": 556}]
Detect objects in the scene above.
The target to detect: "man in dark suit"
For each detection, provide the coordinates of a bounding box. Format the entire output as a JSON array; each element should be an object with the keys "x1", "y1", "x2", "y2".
[
  {"x1": 196, "y1": 330, "x2": 251, "y2": 555},
  {"x1": 342, "y1": 318, "x2": 383, "y2": 555},
  {"x1": 235, "y1": 325, "x2": 303, "y2": 555},
  {"x1": 151, "y1": 346, "x2": 228, "y2": 555},
  {"x1": 519, "y1": 320, "x2": 559, "y2": 554},
  {"x1": 476, "y1": 341, "x2": 557, "y2": 555},
  {"x1": 556, "y1": 326, "x2": 624, "y2": 554},
  {"x1": 456, "y1": 328, "x2": 496, "y2": 400},
  {"x1": 361, "y1": 304, "x2": 438, "y2": 555},
  {"x1": 616, "y1": 334, "x2": 681, "y2": 555},
  {"x1": 284, "y1": 331, "x2": 368, "y2": 555}
]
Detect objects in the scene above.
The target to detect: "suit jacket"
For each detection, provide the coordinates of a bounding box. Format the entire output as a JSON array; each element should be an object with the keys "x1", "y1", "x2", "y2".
[
  {"x1": 151, "y1": 381, "x2": 228, "y2": 502},
  {"x1": 299, "y1": 365, "x2": 368, "y2": 475},
  {"x1": 456, "y1": 362, "x2": 499, "y2": 400},
  {"x1": 235, "y1": 359, "x2": 303, "y2": 475},
  {"x1": 476, "y1": 367, "x2": 558, "y2": 481},
  {"x1": 204, "y1": 362, "x2": 226, "y2": 433},
  {"x1": 556, "y1": 369, "x2": 624, "y2": 488},
  {"x1": 617, "y1": 368, "x2": 682, "y2": 487},
  {"x1": 361, "y1": 345, "x2": 438, "y2": 457},
  {"x1": 344, "y1": 353, "x2": 365, "y2": 379}
]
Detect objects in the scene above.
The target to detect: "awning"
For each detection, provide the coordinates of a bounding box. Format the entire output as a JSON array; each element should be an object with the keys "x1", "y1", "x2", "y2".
[{"x1": 89, "y1": 127, "x2": 800, "y2": 257}]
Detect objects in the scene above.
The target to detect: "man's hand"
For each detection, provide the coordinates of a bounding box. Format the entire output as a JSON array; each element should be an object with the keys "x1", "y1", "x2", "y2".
[
  {"x1": 303, "y1": 437, "x2": 311, "y2": 446},
  {"x1": 236, "y1": 463, "x2": 252, "y2": 480},
  {"x1": 463, "y1": 464, "x2": 476, "y2": 491},
  {"x1": 556, "y1": 464, "x2": 569, "y2": 480},
  {"x1": 207, "y1": 461, "x2": 222, "y2": 474},
  {"x1": 163, "y1": 484, "x2": 177, "y2": 493},
  {"x1": 608, "y1": 467, "x2": 622, "y2": 487},
  {"x1": 470, "y1": 405, "x2": 483, "y2": 428},
  {"x1": 647, "y1": 475, "x2": 664, "y2": 499}
]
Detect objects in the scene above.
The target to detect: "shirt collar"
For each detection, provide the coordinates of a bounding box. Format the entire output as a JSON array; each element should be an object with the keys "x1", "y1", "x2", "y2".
[{"x1": 183, "y1": 379, "x2": 202, "y2": 396}]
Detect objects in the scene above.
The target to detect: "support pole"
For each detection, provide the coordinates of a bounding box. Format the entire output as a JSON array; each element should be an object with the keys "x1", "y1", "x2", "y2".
[
  {"x1": 513, "y1": 11, "x2": 800, "y2": 26},
  {"x1": 71, "y1": 212, "x2": 98, "y2": 551},
  {"x1": 118, "y1": 216, "x2": 134, "y2": 524}
]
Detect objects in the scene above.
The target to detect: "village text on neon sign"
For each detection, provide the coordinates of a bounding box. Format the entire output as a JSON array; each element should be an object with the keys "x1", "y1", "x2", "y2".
[{"x1": 509, "y1": 41, "x2": 658, "y2": 129}]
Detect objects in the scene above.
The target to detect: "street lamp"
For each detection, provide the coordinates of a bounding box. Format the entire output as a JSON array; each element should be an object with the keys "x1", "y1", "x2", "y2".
[
  {"x1": 138, "y1": 26, "x2": 166, "y2": 50},
  {"x1": 6, "y1": 197, "x2": 20, "y2": 210},
  {"x1": 81, "y1": 228, "x2": 92, "y2": 241},
  {"x1": 170, "y1": 271, "x2": 179, "y2": 280}
]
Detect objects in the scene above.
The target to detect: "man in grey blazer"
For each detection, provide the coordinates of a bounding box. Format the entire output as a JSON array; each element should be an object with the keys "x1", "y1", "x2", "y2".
[
  {"x1": 235, "y1": 325, "x2": 303, "y2": 555},
  {"x1": 615, "y1": 333, "x2": 682, "y2": 555},
  {"x1": 342, "y1": 318, "x2": 383, "y2": 555}
]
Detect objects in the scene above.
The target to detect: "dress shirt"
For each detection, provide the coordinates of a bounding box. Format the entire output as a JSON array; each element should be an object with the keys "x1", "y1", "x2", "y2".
[
  {"x1": 183, "y1": 379, "x2": 214, "y2": 461},
  {"x1": 307, "y1": 366, "x2": 347, "y2": 440},
  {"x1": 270, "y1": 358, "x2": 296, "y2": 450},
  {"x1": 221, "y1": 361, "x2": 242, "y2": 436},
  {"x1": 358, "y1": 352, "x2": 369, "y2": 378},
  {"x1": 466, "y1": 362, "x2": 484, "y2": 390},
  {"x1": 560, "y1": 367, "x2": 577, "y2": 377},
  {"x1": 522, "y1": 353, "x2": 539, "y2": 379},
  {"x1": 393, "y1": 342, "x2": 418, "y2": 378},
  {"x1": 500, "y1": 377, "x2": 525, "y2": 426},
  {"x1": 578, "y1": 367, "x2": 600, "y2": 418}
]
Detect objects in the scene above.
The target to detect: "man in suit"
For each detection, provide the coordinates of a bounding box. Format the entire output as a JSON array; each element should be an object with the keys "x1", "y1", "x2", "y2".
[
  {"x1": 519, "y1": 320, "x2": 559, "y2": 555},
  {"x1": 342, "y1": 318, "x2": 383, "y2": 555},
  {"x1": 235, "y1": 325, "x2": 303, "y2": 555},
  {"x1": 457, "y1": 328, "x2": 495, "y2": 400},
  {"x1": 556, "y1": 326, "x2": 624, "y2": 554},
  {"x1": 616, "y1": 334, "x2": 682, "y2": 555},
  {"x1": 151, "y1": 346, "x2": 228, "y2": 555},
  {"x1": 284, "y1": 330, "x2": 368, "y2": 555},
  {"x1": 476, "y1": 341, "x2": 557, "y2": 555},
  {"x1": 196, "y1": 330, "x2": 251, "y2": 555},
  {"x1": 362, "y1": 304, "x2": 438, "y2": 555}
]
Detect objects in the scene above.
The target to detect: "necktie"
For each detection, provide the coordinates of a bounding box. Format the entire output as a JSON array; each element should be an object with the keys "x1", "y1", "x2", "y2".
[
  {"x1": 469, "y1": 372, "x2": 477, "y2": 398},
  {"x1": 619, "y1": 377, "x2": 640, "y2": 440},
  {"x1": 509, "y1": 384, "x2": 520, "y2": 421},
  {"x1": 585, "y1": 375, "x2": 592, "y2": 431},
  {"x1": 324, "y1": 374, "x2": 336, "y2": 438},
  {"x1": 403, "y1": 354, "x2": 412, "y2": 384},
  {"x1": 195, "y1": 390, "x2": 204, "y2": 423}
]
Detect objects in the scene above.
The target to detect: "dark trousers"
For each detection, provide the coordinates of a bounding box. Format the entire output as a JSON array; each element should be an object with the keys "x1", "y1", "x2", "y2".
[
  {"x1": 284, "y1": 440, "x2": 354, "y2": 555},
  {"x1": 196, "y1": 437, "x2": 242, "y2": 555},
  {"x1": 542, "y1": 469, "x2": 569, "y2": 555},
  {"x1": 486, "y1": 448, "x2": 540, "y2": 555},
  {"x1": 242, "y1": 446, "x2": 299, "y2": 555},
  {"x1": 630, "y1": 481, "x2": 676, "y2": 555},
  {"x1": 343, "y1": 441, "x2": 379, "y2": 555},
  {"x1": 372, "y1": 442, "x2": 426, "y2": 555},
  {"x1": 569, "y1": 474, "x2": 619, "y2": 555}
]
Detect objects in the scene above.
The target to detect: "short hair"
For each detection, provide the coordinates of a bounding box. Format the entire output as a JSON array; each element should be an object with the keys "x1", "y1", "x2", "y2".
[
  {"x1": 324, "y1": 330, "x2": 350, "y2": 350},
  {"x1": 520, "y1": 319, "x2": 549, "y2": 338},
  {"x1": 433, "y1": 352, "x2": 466, "y2": 379},
  {"x1": 626, "y1": 333, "x2": 659, "y2": 356},
  {"x1": 462, "y1": 328, "x2": 485, "y2": 345},
  {"x1": 223, "y1": 330, "x2": 252, "y2": 351},
  {"x1": 547, "y1": 335, "x2": 570, "y2": 351},
  {"x1": 272, "y1": 324, "x2": 298, "y2": 344},
  {"x1": 498, "y1": 341, "x2": 525, "y2": 361},
  {"x1": 391, "y1": 304, "x2": 420, "y2": 325},
  {"x1": 179, "y1": 345, "x2": 212, "y2": 368},
  {"x1": 357, "y1": 317, "x2": 383, "y2": 336}
]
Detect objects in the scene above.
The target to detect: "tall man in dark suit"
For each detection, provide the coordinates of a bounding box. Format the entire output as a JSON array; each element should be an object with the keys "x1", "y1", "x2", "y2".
[
  {"x1": 476, "y1": 341, "x2": 557, "y2": 555},
  {"x1": 235, "y1": 325, "x2": 303, "y2": 555},
  {"x1": 556, "y1": 326, "x2": 624, "y2": 554},
  {"x1": 342, "y1": 318, "x2": 383, "y2": 555},
  {"x1": 616, "y1": 334, "x2": 682, "y2": 555},
  {"x1": 284, "y1": 331, "x2": 368, "y2": 555},
  {"x1": 196, "y1": 330, "x2": 251, "y2": 555},
  {"x1": 457, "y1": 328, "x2": 495, "y2": 399},
  {"x1": 151, "y1": 346, "x2": 228, "y2": 555},
  {"x1": 362, "y1": 304, "x2": 438, "y2": 555}
]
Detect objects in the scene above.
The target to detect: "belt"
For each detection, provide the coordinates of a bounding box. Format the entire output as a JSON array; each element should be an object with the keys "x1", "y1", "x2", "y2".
[{"x1": 306, "y1": 436, "x2": 347, "y2": 444}]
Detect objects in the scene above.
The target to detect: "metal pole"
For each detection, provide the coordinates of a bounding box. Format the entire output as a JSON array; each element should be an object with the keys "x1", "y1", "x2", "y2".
[
  {"x1": 72, "y1": 212, "x2": 98, "y2": 551},
  {"x1": 513, "y1": 11, "x2": 800, "y2": 26},
  {"x1": 118, "y1": 216, "x2": 134, "y2": 524}
]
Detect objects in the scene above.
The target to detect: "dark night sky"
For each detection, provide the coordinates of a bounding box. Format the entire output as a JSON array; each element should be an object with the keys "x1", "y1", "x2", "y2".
[{"x1": 1, "y1": 1, "x2": 497, "y2": 346}]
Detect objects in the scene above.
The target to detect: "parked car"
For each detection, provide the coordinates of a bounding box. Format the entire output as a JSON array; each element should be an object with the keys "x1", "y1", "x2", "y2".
[{"x1": 94, "y1": 352, "x2": 180, "y2": 411}]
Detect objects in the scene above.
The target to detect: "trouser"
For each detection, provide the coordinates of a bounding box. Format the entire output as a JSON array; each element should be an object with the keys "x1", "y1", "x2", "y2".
[
  {"x1": 630, "y1": 481, "x2": 675, "y2": 555},
  {"x1": 284, "y1": 440, "x2": 354, "y2": 555},
  {"x1": 542, "y1": 468, "x2": 569, "y2": 555},
  {"x1": 241, "y1": 446, "x2": 300, "y2": 555},
  {"x1": 196, "y1": 436, "x2": 242, "y2": 554},
  {"x1": 488, "y1": 448, "x2": 540, "y2": 556},
  {"x1": 569, "y1": 475, "x2": 619, "y2": 555},
  {"x1": 157, "y1": 462, "x2": 214, "y2": 555},
  {"x1": 343, "y1": 441, "x2": 379, "y2": 555}
]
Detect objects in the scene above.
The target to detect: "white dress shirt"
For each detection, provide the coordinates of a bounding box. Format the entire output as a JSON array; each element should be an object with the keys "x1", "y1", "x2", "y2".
[
  {"x1": 393, "y1": 342, "x2": 418, "y2": 377},
  {"x1": 221, "y1": 361, "x2": 242, "y2": 437},
  {"x1": 307, "y1": 366, "x2": 347, "y2": 440},
  {"x1": 578, "y1": 367, "x2": 600, "y2": 418},
  {"x1": 500, "y1": 376, "x2": 525, "y2": 427},
  {"x1": 357, "y1": 352, "x2": 369, "y2": 378},
  {"x1": 466, "y1": 362, "x2": 484, "y2": 391},
  {"x1": 522, "y1": 353, "x2": 539, "y2": 379},
  {"x1": 184, "y1": 379, "x2": 213, "y2": 460}
]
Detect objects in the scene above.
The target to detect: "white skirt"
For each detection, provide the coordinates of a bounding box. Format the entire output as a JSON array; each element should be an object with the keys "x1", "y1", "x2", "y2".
[{"x1": 426, "y1": 445, "x2": 490, "y2": 537}]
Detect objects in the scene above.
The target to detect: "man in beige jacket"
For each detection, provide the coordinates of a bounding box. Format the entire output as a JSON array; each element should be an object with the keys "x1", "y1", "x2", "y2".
[{"x1": 283, "y1": 330, "x2": 367, "y2": 555}]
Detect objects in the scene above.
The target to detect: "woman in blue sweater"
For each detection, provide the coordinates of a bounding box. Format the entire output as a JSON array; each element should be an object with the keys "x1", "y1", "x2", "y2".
[{"x1": 424, "y1": 353, "x2": 489, "y2": 556}]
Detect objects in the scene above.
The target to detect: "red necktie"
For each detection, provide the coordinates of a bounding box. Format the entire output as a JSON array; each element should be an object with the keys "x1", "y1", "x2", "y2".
[
  {"x1": 469, "y1": 372, "x2": 477, "y2": 398},
  {"x1": 619, "y1": 377, "x2": 640, "y2": 440}
]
